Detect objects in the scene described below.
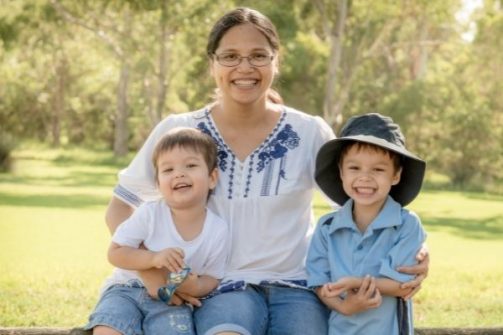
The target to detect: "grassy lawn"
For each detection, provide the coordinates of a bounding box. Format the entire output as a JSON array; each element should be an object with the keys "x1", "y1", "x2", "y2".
[{"x1": 1, "y1": 147, "x2": 502, "y2": 327}]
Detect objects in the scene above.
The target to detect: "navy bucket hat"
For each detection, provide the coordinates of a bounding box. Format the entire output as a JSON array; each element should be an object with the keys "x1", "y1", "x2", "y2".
[{"x1": 315, "y1": 113, "x2": 426, "y2": 207}]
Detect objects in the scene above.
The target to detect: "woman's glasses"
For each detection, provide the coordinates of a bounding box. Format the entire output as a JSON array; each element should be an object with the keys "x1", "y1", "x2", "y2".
[{"x1": 213, "y1": 52, "x2": 274, "y2": 67}]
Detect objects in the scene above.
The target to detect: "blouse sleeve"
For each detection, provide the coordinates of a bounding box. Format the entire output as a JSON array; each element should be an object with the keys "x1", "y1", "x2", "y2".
[{"x1": 114, "y1": 114, "x2": 184, "y2": 207}]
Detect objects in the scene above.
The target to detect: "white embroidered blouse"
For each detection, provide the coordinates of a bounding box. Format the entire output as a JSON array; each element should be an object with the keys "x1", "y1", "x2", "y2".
[{"x1": 114, "y1": 106, "x2": 335, "y2": 283}]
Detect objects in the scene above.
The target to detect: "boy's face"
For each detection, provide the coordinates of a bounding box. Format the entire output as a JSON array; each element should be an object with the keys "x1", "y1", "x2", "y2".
[
  {"x1": 339, "y1": 145, "x2": 401, "y2": 210},
  {"x1": 156, "y1": 145, "x2": 218, "y2": 210}
]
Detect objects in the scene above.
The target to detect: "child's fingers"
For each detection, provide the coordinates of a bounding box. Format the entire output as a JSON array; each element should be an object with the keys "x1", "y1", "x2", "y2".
[
  {"x1": 173, "y1": 247, "x2": 185, "y2": 258},
  {"x1": 357, "y1": 275, "x2": 371, "y2": 295},
  {"x1": 360, "y1": 276, "x2": 377, "y2": 299},
  {"x1": 368, "y1": 289, "x2": 382, "y2": 308},
  {"x1": 325, "y1": 283, "x2": 345, "y2": 297}
]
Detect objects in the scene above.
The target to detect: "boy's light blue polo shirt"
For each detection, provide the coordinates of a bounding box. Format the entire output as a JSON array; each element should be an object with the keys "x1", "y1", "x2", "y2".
[{"x1": 307, "y1": 196, "x2": 426, "y2": 335}]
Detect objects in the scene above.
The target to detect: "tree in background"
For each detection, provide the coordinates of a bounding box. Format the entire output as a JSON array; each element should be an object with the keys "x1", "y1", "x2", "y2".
[{"x1": 0, "y1": 0, "x2": 501, "y2": 190}]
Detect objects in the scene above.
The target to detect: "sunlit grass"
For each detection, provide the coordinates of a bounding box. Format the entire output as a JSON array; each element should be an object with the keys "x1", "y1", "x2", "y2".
[{"x1": 1, "y1": 147, "x2": 502, "y2": 327}]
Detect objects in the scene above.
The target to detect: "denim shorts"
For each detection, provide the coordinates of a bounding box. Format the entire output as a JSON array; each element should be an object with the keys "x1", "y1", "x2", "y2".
[
  {"x1": 193, "y1": 284, "x2": 329, "y2": 335},
  {"x1": 84, "y1": 283, "x2": 194, "y2": 335}
]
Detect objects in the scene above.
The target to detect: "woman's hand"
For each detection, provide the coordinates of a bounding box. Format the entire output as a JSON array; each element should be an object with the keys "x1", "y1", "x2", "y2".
[
  {"x1": 170, "y1": 291, "x2": 202, "y2": 307},
  {"x1": 397, "y1": 244, "x2": 429, "y2": 300}
]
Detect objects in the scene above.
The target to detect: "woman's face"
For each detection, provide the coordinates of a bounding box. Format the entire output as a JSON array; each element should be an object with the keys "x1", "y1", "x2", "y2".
[{"x1": 210, "y1": 23, "x2": 278, "y2": 107}]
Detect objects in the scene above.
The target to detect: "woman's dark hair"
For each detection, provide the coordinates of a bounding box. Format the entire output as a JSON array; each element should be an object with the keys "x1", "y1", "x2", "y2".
[
  {"x1": 206, "y1": 7, "x2": 280, "y2": 57},
  {"x1": 207, "y1": 7, "x2": 283, "y2": 104}
]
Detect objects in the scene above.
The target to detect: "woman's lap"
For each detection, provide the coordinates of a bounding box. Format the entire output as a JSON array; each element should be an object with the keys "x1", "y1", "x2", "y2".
[{"x1": 194, "y1": 285, "x2": 328, "y2": 335}]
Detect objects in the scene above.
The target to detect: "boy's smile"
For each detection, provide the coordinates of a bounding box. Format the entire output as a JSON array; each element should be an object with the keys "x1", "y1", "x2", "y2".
[
  {"x1": 340, "y1": 145, "x2": 401, "y2": 211},
  {"x1": 156, "y1": 146, "x2": 217, "y2": 211}
]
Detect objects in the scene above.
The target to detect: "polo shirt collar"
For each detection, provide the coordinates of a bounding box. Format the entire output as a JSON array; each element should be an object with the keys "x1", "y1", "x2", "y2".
[{"x1": 328, "y1": 196, "x2": 402, "y2": 234}]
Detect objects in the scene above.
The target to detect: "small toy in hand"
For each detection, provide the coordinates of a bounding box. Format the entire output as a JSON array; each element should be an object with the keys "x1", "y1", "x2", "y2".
[{"x1": 158, "y1": 266, "x2": 191, "y2": 303}]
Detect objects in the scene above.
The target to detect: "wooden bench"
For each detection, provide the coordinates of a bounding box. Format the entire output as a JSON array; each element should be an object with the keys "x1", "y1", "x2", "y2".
[{"x1": 1, "y1": 328, "x2": 503, "y2": 335}]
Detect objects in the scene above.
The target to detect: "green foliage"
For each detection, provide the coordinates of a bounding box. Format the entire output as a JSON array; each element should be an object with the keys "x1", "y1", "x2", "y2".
[{"x1": 0, "y1": 0, "x2": 501, "y2": 189}]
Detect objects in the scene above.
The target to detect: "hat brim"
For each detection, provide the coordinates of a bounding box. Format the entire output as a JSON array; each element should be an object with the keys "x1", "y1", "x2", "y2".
[{"x1": 315, "y1": 135, "x2": 426, "y2": 207}]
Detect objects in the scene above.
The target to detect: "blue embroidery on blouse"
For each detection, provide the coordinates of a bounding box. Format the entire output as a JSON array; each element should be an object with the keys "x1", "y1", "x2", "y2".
[
  {"x1": 197, "y1": 121, "x2": 228, "y2": 172},
  {"x1": 257, "y1": 124, "x2": 300, "y2": 173},
  {"x1": 197, "y1": 113, "x2": 236, "y2": 199},
  {"x1": 195, "y1": 108, "x2": 301, "y2": 198}
]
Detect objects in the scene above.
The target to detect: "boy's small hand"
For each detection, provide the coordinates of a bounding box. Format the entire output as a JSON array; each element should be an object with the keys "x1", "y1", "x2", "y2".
[
  {"x1": 322, "y1": 282, "x2": 347, "y2": 298},
  {"x1": 324, "y1": 276, "x2": 361, "y2": 297},
  {"x1": 342, "y1": 276, "x2": 381, "y2": 314},
  {"x1": 152, "y1": 247, "x2": 185, "y2": 273}
]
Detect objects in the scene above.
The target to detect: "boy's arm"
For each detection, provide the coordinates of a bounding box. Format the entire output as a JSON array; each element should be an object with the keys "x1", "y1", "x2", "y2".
[
  {"x1": 325, "y1": 276, "x2": 412, "y2": 298},
  {"x1": 108, "y1": 243, "x2": 185, "y2": 272}
]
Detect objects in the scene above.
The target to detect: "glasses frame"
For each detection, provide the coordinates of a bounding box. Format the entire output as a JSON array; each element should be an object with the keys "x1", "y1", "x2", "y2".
[{"x1": 213, "y1": 53, "x2": 275, "y2": 67}]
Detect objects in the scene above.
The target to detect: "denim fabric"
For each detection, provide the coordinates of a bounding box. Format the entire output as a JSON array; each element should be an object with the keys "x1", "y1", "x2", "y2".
[
  {"x1": 194, "y1": 284, "x2": 329, "y2": 335},
  {"x1": 84, "y1": 283, "x2": 194, "y2": 335}
]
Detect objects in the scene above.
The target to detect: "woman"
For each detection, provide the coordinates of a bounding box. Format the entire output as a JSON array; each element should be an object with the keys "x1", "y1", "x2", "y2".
[{"x1": 105, "y1": 7, "x2": 428, "y2": 335}]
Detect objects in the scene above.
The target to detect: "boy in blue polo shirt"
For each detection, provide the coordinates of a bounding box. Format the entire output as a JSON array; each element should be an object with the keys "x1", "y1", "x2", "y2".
[{"x1": 307, "y1": 113, "x2": 427, "y2": 335}]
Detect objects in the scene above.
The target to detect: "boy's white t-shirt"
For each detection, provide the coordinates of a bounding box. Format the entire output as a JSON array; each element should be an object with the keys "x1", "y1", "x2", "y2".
[{"x1": 101, "y1": 199, "x2": 229, "y2": 292}]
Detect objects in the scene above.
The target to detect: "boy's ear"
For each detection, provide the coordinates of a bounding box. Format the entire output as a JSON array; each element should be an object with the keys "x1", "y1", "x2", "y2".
[
  {"x1": 209, "y1": 168, "x2": 218, "y2": 190},
  {"x1": 392, "y1": 167, "x2": 402, "y2": 186}
]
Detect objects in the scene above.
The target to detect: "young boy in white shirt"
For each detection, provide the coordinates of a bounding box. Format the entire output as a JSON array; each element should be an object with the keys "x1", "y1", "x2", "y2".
[{"x1": 85, "y1": 127, "x2": 229, "y2": 335}]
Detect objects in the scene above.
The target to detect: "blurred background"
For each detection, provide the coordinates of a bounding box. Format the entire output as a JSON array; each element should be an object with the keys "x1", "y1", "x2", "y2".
[{"x1": 1, "y1": 0, "x2": 501, "y2": 193}]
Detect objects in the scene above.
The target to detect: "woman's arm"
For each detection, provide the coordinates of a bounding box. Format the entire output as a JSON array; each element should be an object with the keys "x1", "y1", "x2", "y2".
[
  {"x1": 397, "y1": 243, "x2": 430, "y2": 299},
  {"x1": 177, "y1": 273, "x2": 219, "y2": 298},
  {"x1": 108, "y1": 243, "x2": 185, "y2": 271},
  {"x1": 105, "y1": 197, "x2": 134, "y2": 235}
]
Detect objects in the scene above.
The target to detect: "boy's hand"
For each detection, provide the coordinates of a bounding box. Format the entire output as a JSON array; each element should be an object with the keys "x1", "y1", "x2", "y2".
[
  {"x1": 152, "y1": 247, "x2": 185, "y2": 273},
  {"x1": 322, "y1": 276, "x2": 361, "y2": 297},
  {"x1": 343, "y1": 277, "x2": 382, "y2": 314}
]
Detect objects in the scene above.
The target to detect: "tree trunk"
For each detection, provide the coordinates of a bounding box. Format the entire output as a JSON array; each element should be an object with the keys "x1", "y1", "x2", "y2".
[
  {"x1": 153, "y1": 0, "x2": 170, "y2": 126},
  {"x1": 51, "y1": 50, "x2": 68, "y2": 147},
  {"x1": 322, "y1": 0, "x2": 348, "y2": 130},
  {"x1": 114, "y1": 60, "x2": 129, "y2": 157}
]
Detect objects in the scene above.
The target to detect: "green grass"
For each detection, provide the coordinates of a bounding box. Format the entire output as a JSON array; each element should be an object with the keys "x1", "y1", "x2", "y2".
[{"x1": 1, "y1": 147, "x2": 503, "y2": 327}]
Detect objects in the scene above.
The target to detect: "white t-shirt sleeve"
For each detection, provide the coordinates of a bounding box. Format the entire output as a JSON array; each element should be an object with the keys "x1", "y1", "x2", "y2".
[{"x1": 112, "y1": 203, "x2": 151, "y2": 248}]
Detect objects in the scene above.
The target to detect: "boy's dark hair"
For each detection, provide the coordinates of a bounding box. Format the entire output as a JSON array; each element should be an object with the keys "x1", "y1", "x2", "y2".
[
  {"x1": 338, "y1": 141, "x2": 402, "y2": 172},
  {"x1": 152, "y1": 127, "x2": 218, "y2": 178}
]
